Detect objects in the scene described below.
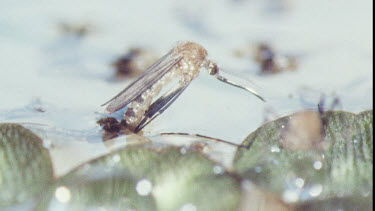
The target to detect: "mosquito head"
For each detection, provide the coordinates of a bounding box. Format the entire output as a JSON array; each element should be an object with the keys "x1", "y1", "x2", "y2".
[
  {"x1": 207, "y1": 61, "x2": 219, "y2": 76},
  {"x1": 206, "y1": 60, "x2": 266, "y2": 102}
]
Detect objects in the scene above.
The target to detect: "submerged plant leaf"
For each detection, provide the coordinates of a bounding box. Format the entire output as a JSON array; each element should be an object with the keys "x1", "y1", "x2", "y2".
[
  {"x1": 233, "y1": 110, "x2": 373, "y2": 208},
  {"x1": 39, "y1": 145, "x2": 241, "y2": 210},
  {"x1": 36, "y1": 167, "x2": 156, "y2": 210},
  {"x1": 296, "y1": 195, "x2": 373, "y2": 211},
  {"x1": 0, "y1": 123, "x2": 54, "y2": 207}
]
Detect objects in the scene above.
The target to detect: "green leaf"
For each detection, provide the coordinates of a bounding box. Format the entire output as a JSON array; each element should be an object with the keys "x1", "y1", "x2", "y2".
[
  {"x1": 296, "y1": 195, "x2": 373, "y2": 211},
  {"x1": 0, "y1": 123, "x2": 54, "y2": 207},
  {"x1": 39, "y1": 145, "x2": 241, "y2": 211},
  {"x1": 233, "y1": 110, "x2": 373, "y2": 206},
  {"x1": 36, "y1": 167, "x2": 156, "y2": 210}
]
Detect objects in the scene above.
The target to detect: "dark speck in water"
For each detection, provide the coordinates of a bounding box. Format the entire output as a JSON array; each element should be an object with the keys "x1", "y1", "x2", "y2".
[
  {"x1": 97, "y1": 117, "x2": 127, "y2": 141},
  {"x1": 254, "y1": 43, "x2": 298, "y2": 74},
  {"x1": 112, "y1": 48, "x2": 157, "y2": 80},
  {"x1": 58, "y1": 22, "x2": 92, "y2": 37}
]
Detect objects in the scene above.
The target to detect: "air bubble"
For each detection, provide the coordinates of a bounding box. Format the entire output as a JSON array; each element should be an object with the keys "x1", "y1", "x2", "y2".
[
  {"x1": 213, "y1": 165, "x2": 224, "y2": 174},
  {"x1": 313, "y1": 161, "x2": 322, "y2": 170},
  {"x1": 282, "y1": 190, "x2": 299, "y2": 203},
  {"x1": 136, "y1": 179, "x2": 153, "y2": 196},
  {"x1": 179, "y1": 203, "x2": 197, "y2": 211},
  {"x1": 295, "y1": 178, "x2": 305, "y2": 188},
  {"x1": 254, "y1": 166, "x2": 262, "y2": 173},
  {"x1": 43, "y1": 139, "x2": 52, "y2": 149},
  {"x1": 112, "y1": 154, "x2": 121, "y2": 163},
  {"x1": 180, "y1": 148, "x2": 187, "y2": 154},
  {"x1": 309, "y1": 184, "x2": 323, "y2": 197},
  {"x1": 55, "y1": 186, "x2": 72, "y2": 203},
  {"x1": 270, "y1": 146, "x2": 280, "y2": 153}
]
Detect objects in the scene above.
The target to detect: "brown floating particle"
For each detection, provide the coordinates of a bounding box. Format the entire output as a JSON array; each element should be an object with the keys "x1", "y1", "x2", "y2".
[
  {"x1": 280, "y1": 110, "x2": 324, "y2": 152},
  {"x1": 112, "y1": 48, "x2": 157, "y2": 80}
]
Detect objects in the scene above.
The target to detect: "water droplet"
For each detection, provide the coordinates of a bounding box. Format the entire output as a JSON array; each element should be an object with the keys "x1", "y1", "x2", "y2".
[
  {"x1": 202, "y1": 146, "x2": 211, "y2": 153},
  {"x1": 97, "y1": 206, "x2": 108, "y2": 211},
  {"x1": 270, "y1": 146, "x2": 280, "y2": 153},
  {"x1": 282, "y1": 189, "x2": 299, "y2": 203},
  {"x1": 361, "y1": 190, "x2": 371, "y2": 197},
  {"x1": 43, "y1": 139, "x2": 52, "y2": 149},
  {"x1": 55, "y1": 186, "x2": 71, "y2": 203},
  {"x1": 272, "y1": 159, "x2": 279, "y2": 165},
  {"x1": 254, "y1": 166, "x2": 262, "y2": 173},
  {"x1": 112, "y1": 154, "x2": 121, "y2": 163},
  {"x1": 82, "y1": 164, "x2": 91, "y2": 171},
  {"x1": 180, "y1": 148, "x2": 187, "y2": 154},
  {"x1": 213, "y1": 165, "x2": 224, "y2": 174},
  {"x1": 353, "y1": 139, "x2": 358, "y2": 143},
  {"x1": 313, "y1": 161, "x2": 323, "y2": 170},
  {"x1": 295, "y1": 178, "x2": 305, "y2": 188},
  {"x1": 309, "y1": 184, "x2": 323, "y2": 197},
  {"x1": 179, "y1": 203, "x2": 197, "y2": 211},
  {"x1": 136, "y1": 179, "x2": 153, "y2": 196}
]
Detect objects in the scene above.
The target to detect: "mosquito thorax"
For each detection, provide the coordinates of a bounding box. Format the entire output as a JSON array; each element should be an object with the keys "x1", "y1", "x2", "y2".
[{"x1": 174, "y1": 41, "x2": 208, "y2": 82}]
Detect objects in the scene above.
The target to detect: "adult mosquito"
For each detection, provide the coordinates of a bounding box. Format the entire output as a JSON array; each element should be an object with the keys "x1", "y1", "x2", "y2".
[{"x1": 102, "y1": 41, "x2": 265, "y2": 147}]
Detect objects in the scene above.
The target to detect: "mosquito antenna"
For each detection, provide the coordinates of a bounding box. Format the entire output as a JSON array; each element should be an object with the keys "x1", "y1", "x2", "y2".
[
  {"x1": 219, "y1": 68, "x2": 262, "y2": 89},
  {"x1": 160, "y1": 132, "x2": 248, "y2": 148},
  {"x1": 205, "y1": 60, "x2": 266, "y2": 102},
  {"x1": 216, "y1": 75, "x2": 266, "y2": 102}
]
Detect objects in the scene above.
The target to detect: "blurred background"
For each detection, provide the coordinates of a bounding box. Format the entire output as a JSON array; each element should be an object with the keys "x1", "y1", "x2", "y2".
[{"x1": 0, "y1": 0, "x2": 373, "y2": 172}]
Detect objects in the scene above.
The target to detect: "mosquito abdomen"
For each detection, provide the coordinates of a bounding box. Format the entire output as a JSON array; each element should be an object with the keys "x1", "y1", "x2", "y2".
[
  {"x1": 124, "y1": 41, "x2": 209, "y2": 131},
  {"x1": 124, "y1": 70, "x2": 177, "y2": 130}
]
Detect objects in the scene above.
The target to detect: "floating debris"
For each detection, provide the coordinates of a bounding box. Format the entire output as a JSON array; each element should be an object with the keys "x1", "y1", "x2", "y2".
[
  {"x1": 97, "y1": 117, "x2": 125, "y2": 133},
  {"x1": 235, "y1": 43, "x2": 298, "y2": 74},
  {"x1": 58, "y1": 22, "x2": 92, "y2": 37},
  {"x1": 280, "y1": 110, "x2": 324, "y2": 152},
  {"x1": 112, "y1": 48, "x2": 158, "y2": 80},
  {"x1": 254, "y1": 43, "x2": 298, "y2": 74},
  {"x1": 96, "y1": 117, "x2": 127, "y2": 141}
]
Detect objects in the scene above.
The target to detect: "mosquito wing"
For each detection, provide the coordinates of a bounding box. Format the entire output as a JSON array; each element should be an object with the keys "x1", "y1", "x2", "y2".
[
  {"x1": 103, "y1": 49, "x2": 183, "y2": 114},
  {"x1": 134, "y1": 82, "x2": 191, "y2": 132}
]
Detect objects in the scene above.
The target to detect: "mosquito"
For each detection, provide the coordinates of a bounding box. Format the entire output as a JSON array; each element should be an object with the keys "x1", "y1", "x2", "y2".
[{"x1": 102, "y1": 41, "x2": 265, "y2": 147}]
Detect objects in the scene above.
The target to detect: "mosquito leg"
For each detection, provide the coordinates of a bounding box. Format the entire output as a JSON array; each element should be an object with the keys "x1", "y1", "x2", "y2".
[
  {"x1": 134, "y1": 84, "x2": 189, "y2": 132},
  {"x1": 160, "y1": 132, "x2": 248, "y2": 149}
]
